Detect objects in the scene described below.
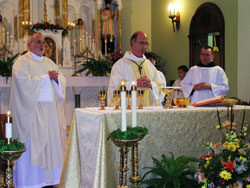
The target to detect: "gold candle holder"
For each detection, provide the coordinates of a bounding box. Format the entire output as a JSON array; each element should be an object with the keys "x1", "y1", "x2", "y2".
[
  {"x1": 113, "y1": 90, "x2": 121, "y2": 110},
  {"x1": 0, "y1": 148, "x2": 26, "y2": 188},
  {"x1": 98, "y1": 90, "x2": 106, "y2": 110},
  {"x1": 137, "y1": 89, "x2": 144, "y2": 109},
  {"x1": 126, "y1": 90, "x2": 132, "y2": 110}
]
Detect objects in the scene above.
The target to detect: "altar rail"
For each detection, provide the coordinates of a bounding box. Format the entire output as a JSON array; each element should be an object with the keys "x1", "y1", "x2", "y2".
[{"x1": 0, "y1": 77, "x2": 110, "y2": 125}]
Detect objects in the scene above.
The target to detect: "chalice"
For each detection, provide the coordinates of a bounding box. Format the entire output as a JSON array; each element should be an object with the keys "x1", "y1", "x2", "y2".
[
  {"x1": 137, "y1": 89, "x2": 144, "y2": 109},
  {"x1": 98, "y1": 90, "x2": 106, "y2": 110},
  {"x1": 113, "y1": 90, "x2": 121, "y2": 110},
  {"x1": 126, "y1": 90, "x2": 132, "y2": 110},
  {"x1": 162, "y1": 87, "x2": 176, "y2": 108}
]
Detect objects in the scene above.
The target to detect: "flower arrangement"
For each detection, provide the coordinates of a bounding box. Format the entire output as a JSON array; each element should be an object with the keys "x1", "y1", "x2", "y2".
[
  {"x1": 108, "y1": 49, "x2": 124, "y2": 66},
  {"x1": 107, "y1": 126, "x2": 148, "y2": 140},
  {"x1": 31, "y1": 22, "x2": 65, "y2": 33},
  {"x1": 197, "y1": 108, "x2": 250, "y2": 188}
]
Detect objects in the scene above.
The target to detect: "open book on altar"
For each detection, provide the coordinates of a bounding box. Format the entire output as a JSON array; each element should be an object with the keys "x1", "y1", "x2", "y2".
[{"x1": 193, "y1": 96, "x2": 224, "y2": 107}]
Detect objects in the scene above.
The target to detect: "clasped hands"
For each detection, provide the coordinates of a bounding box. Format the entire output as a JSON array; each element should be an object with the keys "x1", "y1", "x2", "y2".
[
  {"x1": 48, "y1": 70, "x2": 58, "y2": 82},
  {"x1": 137, "y1": 76, "x2": 152, "y2": 88},
  {"x1": 193, "y1": 82, "x2": 211, "y2": 90}
]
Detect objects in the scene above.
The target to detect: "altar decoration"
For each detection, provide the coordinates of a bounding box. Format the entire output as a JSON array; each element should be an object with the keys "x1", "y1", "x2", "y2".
[
  {"x1": 197, "y1": 109, "x2": 250, "y2": 187},
  {"x1": 31, "y1": 22, "x2": 65, "y2": 33},
  {"x1": 141, "y1": 154, "x2": 199, "y2": 188},
  {"x1": 72, "y1": 57, "x2": 111, "y2": 76},
  {"x1": 0, "y1": 53, "x2": 19, "y2": 78}
]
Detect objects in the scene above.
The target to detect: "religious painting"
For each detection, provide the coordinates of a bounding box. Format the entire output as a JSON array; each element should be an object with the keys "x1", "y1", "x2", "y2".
[
  {"x1": 100, "y1": 0, "x2": 118, "y2": 55},
  {"x1": 44, "y1": 37, "x2": 56, "y2": 64}
]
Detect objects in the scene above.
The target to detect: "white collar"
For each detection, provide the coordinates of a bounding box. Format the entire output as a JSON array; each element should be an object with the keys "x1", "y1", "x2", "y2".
[
  {"x1": 29, "y1": 51, "x2": 43, "y2": 61},
  {"x1": 124, "y1": 51, "x2": 146, "y2": 63}
]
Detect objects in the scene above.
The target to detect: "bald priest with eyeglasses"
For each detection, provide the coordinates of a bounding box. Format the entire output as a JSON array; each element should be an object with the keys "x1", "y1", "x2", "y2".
[
  {"x1": 182, "y1": 46, "x2": 229, "y2": 105},
  {"x1": 107, "y1": 31, "x2": 164, "y2": 106},
  {"x1": 10, "y1": 32, "x2": 66, "y2": 188}
]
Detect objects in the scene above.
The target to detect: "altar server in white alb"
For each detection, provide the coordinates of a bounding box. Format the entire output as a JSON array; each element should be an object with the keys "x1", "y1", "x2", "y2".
[
  {"x1": 182, "y1": 46, "x2": 229, "y2": 105},
  {"x1": 10, "y1": 32, "x2": 66, "y2": 188},
  {"x1": 107, "y1": 31, "x2": 164, "y2": 106}
]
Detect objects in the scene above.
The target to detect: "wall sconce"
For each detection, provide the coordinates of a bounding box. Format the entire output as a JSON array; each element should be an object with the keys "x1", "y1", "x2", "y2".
[{"x1": 168, "y1": 3, "x2": 180, "y2": 32}]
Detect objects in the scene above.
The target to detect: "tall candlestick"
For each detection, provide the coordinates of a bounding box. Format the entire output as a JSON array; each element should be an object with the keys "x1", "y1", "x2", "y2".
[
  {"x1": 10, "y1": 36, "x2": 13, "y2": 50},
  {"x1": 5, "y1": 111, "x2": 12, "y2": 139},
  {"x1": 131, "y1": 81, "x2": 137, "y2": 127},
  {"x1": 6, "y1": 32, "x2": 9, "y2": 48},
  {"x1": 79, "y1": 38, "x2": 82, "y2": 53},
  {"x1": 73, "y1": 40, "x2": 76, "y2": 56},
  {"x1": 89, "y1": 35, "x2": 91, "y2": 48},
  {"x1": 104, "y1": 39, "x2": 107, "y2": 56},
  {"x1": 92, "y1": 38, "x2": 95, "y2": 53},
  {"x1": 0, "y1": 32, "x2": 2, "y2": 47},
  {"x1": 3, "y1": 28, "x2": 5, "y2": 46},
  {"x1": 86, "y1": 32, "x2": 88, "y2": 47},
  {"x1": 120, "y1": 81, "x2": 127, "y2": 132},
  {"x1": 82, "y1": 35, "x2": 85, "y2": 49}
]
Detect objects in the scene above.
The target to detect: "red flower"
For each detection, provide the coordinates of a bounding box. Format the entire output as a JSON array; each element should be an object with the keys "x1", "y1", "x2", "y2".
[
  {"x1": 223, "y1": 159, "x2": 235, "y2": 173},
  {"x1": 35, "y1": 23, "x2": 40, "y2": 27}
]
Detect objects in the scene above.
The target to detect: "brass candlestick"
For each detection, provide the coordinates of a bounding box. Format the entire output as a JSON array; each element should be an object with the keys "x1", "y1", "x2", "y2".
[
  {"x1": 0, "y1": 148, "x2": 26, "y2": 188},
  {"x1": 111, "y1": 138, "x2": 139, "y2": 188}
]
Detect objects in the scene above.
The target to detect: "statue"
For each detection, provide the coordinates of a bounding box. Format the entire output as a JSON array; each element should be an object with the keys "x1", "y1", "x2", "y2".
[
  {"x1": 101, "y1": 0, "x2": 117, "y2": 54},
  {"x1": 62, "y1": 30, "x2": 72, "y2": 67}
]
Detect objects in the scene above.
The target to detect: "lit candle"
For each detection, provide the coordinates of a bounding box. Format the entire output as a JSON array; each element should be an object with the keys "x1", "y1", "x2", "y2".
[
  {"x1": 131, "y1": 81, "x2": 137, "y2": 127},
  {"x1": 5, "y1": 111, "x2": 12, "y2": 139},
  {"x1": 120, "y1": 81, "x2": 127, "y2": 132}
]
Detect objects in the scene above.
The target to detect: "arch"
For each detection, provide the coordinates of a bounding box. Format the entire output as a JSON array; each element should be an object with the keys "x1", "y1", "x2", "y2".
[{"x1": 189, "y1": 2, "x2": 225, "y2": 69}]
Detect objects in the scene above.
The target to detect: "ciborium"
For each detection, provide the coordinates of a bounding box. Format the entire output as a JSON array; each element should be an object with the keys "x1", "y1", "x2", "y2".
[
  {"x1": 113, "y1": 90, "x2": 121, "y2": 110},
  {"x1": 98, "y1": 90, "x2": 106, "y2": 110},
  {"x1": 0, "y1": 147, "x2": 26, "y2": 188},
  {"x1": 137, "y1": 89, "x2": 144, "y2": 109},
  {"x1": 162, "y1": 87, "x2": 180, "y2": 108}
]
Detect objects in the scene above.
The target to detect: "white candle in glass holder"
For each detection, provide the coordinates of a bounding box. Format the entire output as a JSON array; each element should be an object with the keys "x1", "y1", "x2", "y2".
[
  {"x1": 5, "y1": 111, "x2": 12, "y2": 138},
  {"x1": 120, "y1": 81, "x2": 127, "y2": 132},
  {"x1": 131, "y1": 81, "x2": 137, "y2": 127}
]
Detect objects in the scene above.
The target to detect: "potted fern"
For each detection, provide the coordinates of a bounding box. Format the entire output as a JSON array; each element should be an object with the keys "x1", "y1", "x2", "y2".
[
  {"x1": 141, "y1": 153, "x2": 199, "y2": 188},
  {"x1": 72, "y1": 57, "x2": 111, "y2": 76}
]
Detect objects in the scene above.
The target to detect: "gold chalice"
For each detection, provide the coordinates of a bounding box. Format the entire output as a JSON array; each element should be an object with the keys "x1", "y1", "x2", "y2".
[
  {"x1": 113, "y1": 90, "x2": 121, "y2": 110},
  {"x1": 126, "y1": 90, "x2": 132, "y2": 110},
  {"x1": 98, "y1": 90, "x2": 106, "y2": 110},
  {"x1": 162, "y1": 87, "x2": 175, "y2": 108},
  {"x1": 137, "y1": 89, "x2": 144, "y2": 109}
]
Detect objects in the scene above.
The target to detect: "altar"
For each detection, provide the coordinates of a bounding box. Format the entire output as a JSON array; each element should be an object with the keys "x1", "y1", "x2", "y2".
[{"x1": 59, "y1": 105, "x2": 250, "y2": 188}]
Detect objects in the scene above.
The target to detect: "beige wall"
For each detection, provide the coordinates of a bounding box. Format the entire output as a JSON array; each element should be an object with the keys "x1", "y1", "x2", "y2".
[
  {"x1": 238, "y1": 0, "x2": 250, "y2": 101},
  {"x1": 121, "y1": 0, "x2": 152, "y2": 51},
  {"x1": 151, "y1": 0, "x2": 238, "y2": 98}
]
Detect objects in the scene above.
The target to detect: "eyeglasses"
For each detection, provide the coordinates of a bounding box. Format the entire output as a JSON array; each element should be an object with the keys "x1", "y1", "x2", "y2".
[
  {"x1": 138, "y1": 42, "x2": 149, "y2": 46},
  {"x1": 31, "y1": 40, "x2": 46, "y2": 45},
  {"x1": 200, "y1": 53, "x2": 212, "y2": 57}
]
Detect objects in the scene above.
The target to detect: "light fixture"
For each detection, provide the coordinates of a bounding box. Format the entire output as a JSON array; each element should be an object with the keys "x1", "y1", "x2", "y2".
[{"x1": 168, "y1": 3, "x2": 180, "y2": 32}]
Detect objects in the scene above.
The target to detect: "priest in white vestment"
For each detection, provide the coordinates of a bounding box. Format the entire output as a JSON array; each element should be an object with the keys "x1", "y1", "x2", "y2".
[
  {"x1": 10, "y1": 32, "x2": 66, "y2": 188},
  {"x1": 182, "y1": 46, "x2": 229, "y2": 105},
  {"x1": 107, "y1": 31, "x2": 163, "y2": 106}
]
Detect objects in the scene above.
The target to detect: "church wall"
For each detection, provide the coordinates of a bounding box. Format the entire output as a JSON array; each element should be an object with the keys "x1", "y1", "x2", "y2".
[
  {"x1": 151, "y1": 0, "x2": 238, "y2": 98},
  {"x1": 121, "y1": 0, "x2": 152, "y2": 51},
  {"x1": 237, "y1": 0, "x2": 250, "y2": 102}
]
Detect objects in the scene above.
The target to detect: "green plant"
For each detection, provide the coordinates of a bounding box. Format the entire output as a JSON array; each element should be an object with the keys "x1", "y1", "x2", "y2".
[
  {"x1": 141, "y1": 153, "x2": 199, "y2": 188},
  {"x1": 107, "y1": 126, "x2": 148, "y2": 140},
  {"x1": 0, "y1": 53, "x2": 19, "y2": 77},
  {"x1": 72, "y1": 57, "x2": 111, "y2": 76},
  {"x1": 0, "y1": 139, "x2": 25, "y2": 152}
]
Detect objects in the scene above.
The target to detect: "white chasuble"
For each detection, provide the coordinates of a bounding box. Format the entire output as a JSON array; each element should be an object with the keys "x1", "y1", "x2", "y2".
[
  {"x1": 181, "y1": 65, "x2": 229, "y2": 105},
  {"x1": 107, "y1": 52, "x2": 163, "y2": 106},
  {"x1": 10, "y1": 51, "x2": 66, "y2": 186}
]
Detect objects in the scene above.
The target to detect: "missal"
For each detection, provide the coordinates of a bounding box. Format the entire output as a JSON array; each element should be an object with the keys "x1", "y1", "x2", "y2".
[{"x1": 193, "y1": 96, "x2": 224, "y2": 107}]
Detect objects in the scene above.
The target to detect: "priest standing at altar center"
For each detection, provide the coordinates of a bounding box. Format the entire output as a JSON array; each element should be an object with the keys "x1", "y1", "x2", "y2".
[
  {"x1": 107, "y1": 31, "x2": 164, "y2": 106},
  {"x1": 182, "y1": 46, "x2": 229, "y2": 105},
  {"x1": 10, "y1": 32, "x2": 66, "y2": 188}
]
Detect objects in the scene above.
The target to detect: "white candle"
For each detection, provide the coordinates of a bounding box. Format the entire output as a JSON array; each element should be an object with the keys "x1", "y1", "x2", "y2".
[
  {"x1": 120, "y1": 81, "x2": 127, "y2": 132},
  {"x1": 131, "y1": 81, "x2": 137, "y2": 127},
  {"x1": 6, "y1": 111, "x2": 12, "y2": 139}
]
